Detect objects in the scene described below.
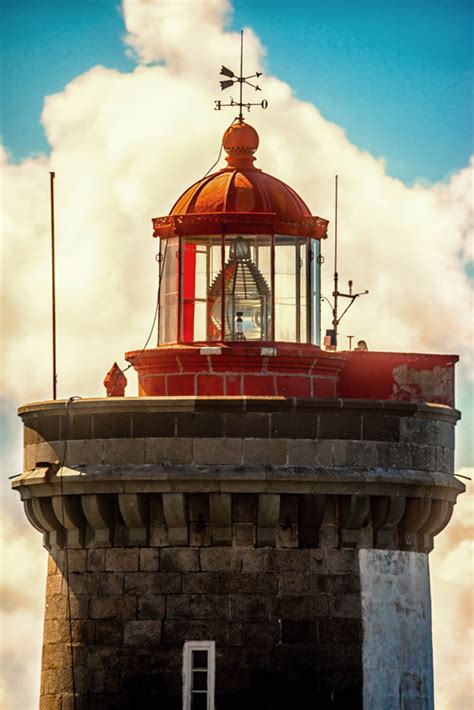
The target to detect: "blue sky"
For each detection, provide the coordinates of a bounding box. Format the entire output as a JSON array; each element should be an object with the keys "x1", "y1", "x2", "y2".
[{"x1": 1, "y1": 0, "x2": 472, "y2": 185}]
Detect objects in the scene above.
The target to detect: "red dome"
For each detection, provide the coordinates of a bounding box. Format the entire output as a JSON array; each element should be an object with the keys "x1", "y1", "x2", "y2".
[{"x1": 153, "y1": 121, "x2": 328, "y2": 239}]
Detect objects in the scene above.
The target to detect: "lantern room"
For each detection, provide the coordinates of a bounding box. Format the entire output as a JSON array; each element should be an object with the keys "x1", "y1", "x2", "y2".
[{"x1": 152, "y1": 120, "x2": 328, "y2": 347}]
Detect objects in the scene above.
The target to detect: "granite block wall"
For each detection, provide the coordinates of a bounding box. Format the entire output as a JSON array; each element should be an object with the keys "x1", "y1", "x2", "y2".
[{"x1": 42, "y1": 546, "x2": 363, "y2": 710}]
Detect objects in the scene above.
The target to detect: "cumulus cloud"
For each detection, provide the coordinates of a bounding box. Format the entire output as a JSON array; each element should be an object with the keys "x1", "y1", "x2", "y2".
[
  {"x1": 431, "y1": 477, "x2": 474, "y2": 709},
  {"x1": 1, "y1": 0, "x2": 472, "y2": 707}
]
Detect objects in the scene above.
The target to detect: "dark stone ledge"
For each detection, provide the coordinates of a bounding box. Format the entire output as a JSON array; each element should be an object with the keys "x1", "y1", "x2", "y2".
[{"x1": 18, "y1": 398, "x2": 460, "y2": 445}]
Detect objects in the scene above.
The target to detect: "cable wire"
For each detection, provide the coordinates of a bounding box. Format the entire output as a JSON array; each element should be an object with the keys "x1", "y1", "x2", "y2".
[
  {"x1": 58, "y1": 395, "x2": 82, "y2": 710},
  {"x1": 202, "y1": 140, "x2": 224, "y2": 178}
]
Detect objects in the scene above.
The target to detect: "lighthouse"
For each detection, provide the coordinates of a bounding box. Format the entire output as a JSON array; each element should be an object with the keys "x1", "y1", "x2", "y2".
[{"x1": 12, "y1": 100, "x2": 463, "y2": 708}]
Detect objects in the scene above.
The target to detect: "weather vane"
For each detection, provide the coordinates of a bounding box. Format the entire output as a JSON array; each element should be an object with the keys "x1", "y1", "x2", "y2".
[{"x1": 215, "y1": 29, "x2": 268, "y2": 120}]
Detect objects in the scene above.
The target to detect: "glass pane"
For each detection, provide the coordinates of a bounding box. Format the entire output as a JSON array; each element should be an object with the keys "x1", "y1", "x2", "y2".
[
  {"x1": 159, "y1": 237, "x2": 179, "y2": 344},
  {"x1": 191, "y1": 694, "x2": 207, "y2": 710},
  {"x1": 310, "y1": 239, "x2": 321, "y2": 345},
  {"x1": 192, "y1": 650, "x2": 208, "y2": 669},
  {"x1": 274, "y1": 236, "x2": 308, "y2": 343},
  {"x1": 209, "y1": 235, "x2": 272, "y2": 341},
  {"x1": 192, "y1": 671, "x2": 208, "y2": 691},
  {"x1": 181, "y1": 236, "x2": 222, "y2": 342},
  {"x1": 298, "y1": 241, "x2": 308, "y2": 342}
]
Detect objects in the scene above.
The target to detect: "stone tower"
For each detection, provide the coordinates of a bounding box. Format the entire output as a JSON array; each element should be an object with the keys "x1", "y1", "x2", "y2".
[{"x1": 12, "y1": 120, "x2": 463, "y2": 710}]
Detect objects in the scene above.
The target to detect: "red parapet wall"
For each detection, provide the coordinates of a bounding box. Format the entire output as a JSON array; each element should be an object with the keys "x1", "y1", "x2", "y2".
[
  {"x1": 338, "y1": 351, "x2": 458, "y2": 407},
  {"x1": 123, "y1": 344, "x2": 458, "y2": 406},
  {"x1": 126, "y1": 343, "x2": 347, "y2": 399}
]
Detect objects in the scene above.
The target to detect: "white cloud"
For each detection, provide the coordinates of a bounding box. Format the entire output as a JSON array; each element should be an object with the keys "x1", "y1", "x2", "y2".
[
  {"x1": 1, "y1": 0, "x2": 472, "y2": 707},
  {"x1": 431, "y1": 476, "x2": 474, "y2": 709}
]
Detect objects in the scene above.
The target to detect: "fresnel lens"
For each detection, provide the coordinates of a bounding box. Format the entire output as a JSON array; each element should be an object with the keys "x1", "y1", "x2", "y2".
[{"x1": 207, "y1": 236, "x2": 271, "y2": 341}]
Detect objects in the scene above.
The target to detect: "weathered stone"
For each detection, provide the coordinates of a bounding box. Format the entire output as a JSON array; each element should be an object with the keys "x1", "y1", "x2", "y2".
[
  {"x1": 176, "y1": 412, "x2": 224, "y2": 438},
  {"x1": 329, "y1": 593, "x2": 361, "y2": 618},
  {"x1": 182, "y1": 572, "x2": 277, "y2": 595},
  {"x1": 66, "y1": 440, "x2": 105, "y2": 466},
  {"x1": 123, "y1": 620, "x2": 162, "y2": 646},
  {"x1": 241, "y1": 548, "x2": 267, "y2": 573},
  {"x1": 167, "y1": 594, "x2": 230, "y2": 619},
  {"x1": 96, "y1": 572, "x2": 124, "y2": 595},
  {"x1": 242, "y1": 439, "x2": 288, "y2": 465},
  {"x1": 287, "y1": 439, "x2": 333, "y2": 466},
  {"x1": 94, "y1": 619, "x2": 123, "y2": 645},
  {"x1": 271, "y1": 412, "x2": 317, "y2": 439},
  {"x1": 275, "y1": 594, "x2": 329, "y2": 619},
  {"x1": 235, "y1": 620, "x2": 280, "y2": 647},
  {"x1": 87, "y1": 549, "x2": 105, "y2": 572},
  {"x1": 318, "y1": 618, "x2": 362, "y2": 645},
  {"x1": 333, "y1": 440, "x2": 377, "y2": 468},
  {"x1": 124, "y1": 571, "x2": 181, "y2": 595},
  {"x1": 363, "y1": 415, "x2": 400, "y2": 442},
  {"x1": 280, "y1": 620, "x2": 317, "y2": 644},
  {"x1": 309, "y1": 549, "x2": 327, "y2": 573},
  {"x1": 436, "y1": 446, "x2": 455, "y2": 474},
  {"x1": 233, "y1": 494, "x2": 257, "y2": 521},
  {"x1": 189, "y1": 521, "x2": 212, "y2": 547},
  {"x1": 409, "y1": 443, "x2": 437, "y2": 471},
  {"x1": 137, "y1": 595, "x2": 166, "y2": 619},
  {"x1": 66, "y1": 550, "x2": 87, "y2": 573},
  {"x1": 89, "y1": 595, "x2": 136, "y2": 620},
  {"x1": 230, "y1": 595, "x2": 271, "y2": 620},
  {"x1": 376, "y1": 442, "x2": 411, "y2": 469},
  {"x1": 327, "y1": 550, "x2": 359, "y2": 575},
  {"x1": 139, "y1": 548, "x2": 160, "y2": 571},
  {"x1": 162, "y1": 620, "x2": 231, "y2": 644},
  {"x1": 145, "y1": 437, "x2": 192, "y2": 464},
  {"x1": 188, "y1": 494, "x2": 210, "y2": 522},
  {"x1": 160, "y1": 548, "x2": 199, "y2": 572},
  {"x1": 132, "y1": 412, "x2": 175, "y2": 438},
  {"x1": 265, "y1": 548, "x2": 309, "y2": 572},
  {"x1": 319, "y1": 413, "x2": 361, "y2": 440},
  {"x1": 233, "y1": 522, "x2": 256, "y2": 546},
  {"x1": 192, "y1": 438, "x2": 242, "y2": 465},
  {"x1": 103, "y1": 438, "x2": 146, "y2": 465},
  {"x1": 201, "y1": 547, "x2": 241, "y2": 572},
  {"x1": 105, "y1": 548, "x2": 139, "y2": 572}
]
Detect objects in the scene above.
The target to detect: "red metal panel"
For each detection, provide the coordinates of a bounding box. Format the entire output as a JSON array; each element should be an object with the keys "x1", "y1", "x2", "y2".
[
  {"x1": 276, "y1": 376, "x2": 311, "y2": 398},
  {"x1": 197, "y1": 374, "x2": 225, "y2": 396},
  {"x1": 182, "y1": 242, "x2": 196, "y2": 342},
  {"x1": 338, "y1": 352, "x2": 458, "y2": 407}
]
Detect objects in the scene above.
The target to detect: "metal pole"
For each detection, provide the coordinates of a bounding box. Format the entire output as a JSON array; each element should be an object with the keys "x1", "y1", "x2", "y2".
[
  {"x1": 332, "y1": 175, "x2": 339, "y2": 347},
  {"x1": 239, "y1": 30, "x2": 243, "y2": 121},
  {"x1": 50, "y1": 171, "x2": 57, "y2": 400}
]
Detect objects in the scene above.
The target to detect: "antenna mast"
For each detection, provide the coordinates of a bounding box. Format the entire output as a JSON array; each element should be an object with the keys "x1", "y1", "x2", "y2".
[
  {"x1": 332, "y1": 175, "x2": 339, "y2": 341},
  {"x1": 50, "y1": 172, "x2": 57, "y2": 399},
  {"x1": 322, "y1": 175, "x2": 369, "y2": 349}
]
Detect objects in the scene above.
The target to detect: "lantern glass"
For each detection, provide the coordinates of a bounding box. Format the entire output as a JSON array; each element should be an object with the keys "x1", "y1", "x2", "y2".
[
  {"x1": 158, "y1": 234, "x2": 319, "y2": 346},
  {"x1": 158, "y1": 237, "x2": 179, "y2": 344},
  {"x1": 274, "y1": 236, "x2": 309, "y2": 343}
]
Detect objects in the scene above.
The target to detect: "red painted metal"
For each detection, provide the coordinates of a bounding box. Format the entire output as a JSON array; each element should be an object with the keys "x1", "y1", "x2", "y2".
[
  {"x1": 182, "y1": 242, "x2": 196, "y2": 341},
  {"x1": 125, "y1": 344, "x2": 458, "y2": 406},
  {"x1": 152, "y1": 121, "x2": 329, "y2": 240},
  {"x1": 338, "y1": 351, "x2": 458, "y2": 407},
  {"x1": 103, "y1": 362, "x2": 127, "y2": 397},
  {"x1": 126, "y1": 342, "x2": 346, "y2": 399}
]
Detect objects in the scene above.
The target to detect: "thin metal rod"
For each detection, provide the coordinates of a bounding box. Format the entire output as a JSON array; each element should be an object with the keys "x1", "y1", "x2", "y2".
[
  {"x1": 50, "y1": 171, "x2": 57, "y2": 400},
  {"x1": 239, "y1": 30, "x2": 243, "y2": 121},
  {"x1": 334, "y1": 174, "x2": 338, "y2": 276},
  {"x1": 332, "y1": 175, "x2": 339, "y2": 346}
]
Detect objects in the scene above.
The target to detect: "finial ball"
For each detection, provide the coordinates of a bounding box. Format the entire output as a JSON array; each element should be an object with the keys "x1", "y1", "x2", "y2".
[{"x1": 223, "y1": 121, "x2": 259, "y2": 154}]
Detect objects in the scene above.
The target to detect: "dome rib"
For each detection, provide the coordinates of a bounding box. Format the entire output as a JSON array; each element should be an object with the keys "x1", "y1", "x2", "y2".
[
  {"x1": 153, "y1": 121, "x2": 328, "y2": 240},
  {"x1": 223, "y1": 170, "x2": 238, "y2": 213}
]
